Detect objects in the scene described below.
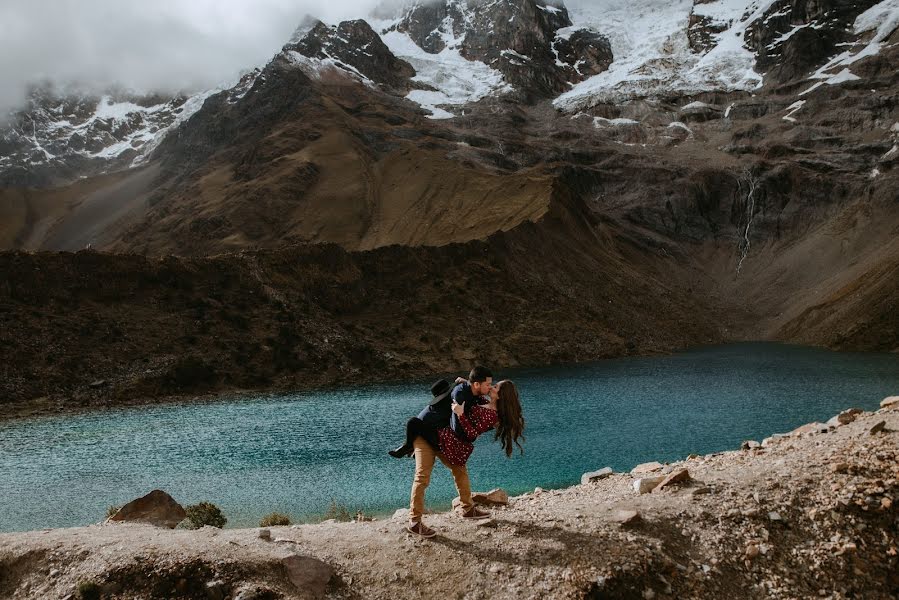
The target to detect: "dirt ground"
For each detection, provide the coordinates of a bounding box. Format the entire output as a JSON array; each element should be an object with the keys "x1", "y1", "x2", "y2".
[{"x1": 1, "y1": 403, "x2": 896, "y2": 600}]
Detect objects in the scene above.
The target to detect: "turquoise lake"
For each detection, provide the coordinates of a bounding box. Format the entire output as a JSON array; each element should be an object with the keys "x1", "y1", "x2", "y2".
[{"x1": 1, "y1": 343, "x2": 897, "y2": 533}]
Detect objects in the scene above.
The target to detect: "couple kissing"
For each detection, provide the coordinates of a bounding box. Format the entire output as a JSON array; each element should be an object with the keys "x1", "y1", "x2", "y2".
[{"x1": 388, "y1": 366, "x2": 525, "y2": 538}]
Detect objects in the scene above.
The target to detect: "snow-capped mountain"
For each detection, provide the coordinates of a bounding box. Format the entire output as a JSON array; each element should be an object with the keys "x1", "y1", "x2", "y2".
[
  {"x1": 0, "y1": 73, "x2": 258, "y2": 188},
  {"x1": 1, "y1": 0, "x2": 897, "y2": 187}
]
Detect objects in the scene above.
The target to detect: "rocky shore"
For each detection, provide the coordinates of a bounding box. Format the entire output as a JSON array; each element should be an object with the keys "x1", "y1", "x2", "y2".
[{"x1": 2, "y1": 398, "x2": 896, "y2": 600}]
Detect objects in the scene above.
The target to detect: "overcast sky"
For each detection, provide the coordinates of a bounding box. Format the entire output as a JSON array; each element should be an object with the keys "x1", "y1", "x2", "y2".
[{"x1": 0, "y1": 0, "x2": 390, "y2": 113}]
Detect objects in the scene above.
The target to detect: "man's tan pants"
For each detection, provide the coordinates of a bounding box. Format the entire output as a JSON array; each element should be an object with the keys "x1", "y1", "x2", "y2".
[{"x1": 409, "y1": 436, "x2": 473, "y2": 522}]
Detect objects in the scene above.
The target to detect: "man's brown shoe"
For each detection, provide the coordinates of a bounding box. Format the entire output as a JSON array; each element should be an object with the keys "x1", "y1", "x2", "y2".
[
  {"x1": 406, "y1": 521, "x2": 437, "y2": 538},
  {"x1": 461, "y1": 507, "x2": 491, "y2": 520}
]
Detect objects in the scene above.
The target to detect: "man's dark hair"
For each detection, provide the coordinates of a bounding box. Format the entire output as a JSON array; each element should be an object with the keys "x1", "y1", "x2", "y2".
[{"x1": 469, "y1": 366, "x2": 492, "y2": 383}]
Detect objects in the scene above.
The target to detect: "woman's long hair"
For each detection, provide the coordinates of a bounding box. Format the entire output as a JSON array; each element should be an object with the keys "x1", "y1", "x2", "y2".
[{"x1": 494, "y1": 380, "x2": 524, "y2": 457}]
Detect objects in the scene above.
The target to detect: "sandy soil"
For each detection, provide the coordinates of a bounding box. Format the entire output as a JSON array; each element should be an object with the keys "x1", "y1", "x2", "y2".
[{"x1": 1, "y1": 403, "x2": 896, "y2": 600}]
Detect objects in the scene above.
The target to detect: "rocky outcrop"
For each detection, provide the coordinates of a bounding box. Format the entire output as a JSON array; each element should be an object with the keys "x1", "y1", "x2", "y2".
[
  {"x1": 746, "y1": 0, "x2": 884, "y2": 85},
  {"x1": 108, "y1": 490, "x2": 186, "y2": 529},
  {"x1": 288, "y1": 20, "x2": 415, "y2": 92},
  {"x1": 391, "y1": 0, "x2": 612, "y2": 100}
]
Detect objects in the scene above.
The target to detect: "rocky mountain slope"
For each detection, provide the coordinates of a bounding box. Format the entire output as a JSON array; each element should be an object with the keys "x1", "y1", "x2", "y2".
[
  {"x1": 0, "y1": 0, "x2": 898, "y2": 411},
  {"x1": 1, "y1": 402, "x2": 896, "y2": 599}
]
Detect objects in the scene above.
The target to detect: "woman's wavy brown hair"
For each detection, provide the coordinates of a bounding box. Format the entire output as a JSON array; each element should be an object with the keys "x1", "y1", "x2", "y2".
[{"x1": 494, "y1": 380, "x2": 524, "y2": 457}]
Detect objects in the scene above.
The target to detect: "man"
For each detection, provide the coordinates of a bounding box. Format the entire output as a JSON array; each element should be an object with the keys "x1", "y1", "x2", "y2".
[{"x1": 398, "y1": 367, "x2": 495, "y2": 537}]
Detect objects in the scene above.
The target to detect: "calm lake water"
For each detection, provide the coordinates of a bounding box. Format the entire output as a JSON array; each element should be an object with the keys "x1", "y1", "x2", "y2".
[{"x1": 1, "y1": 343, "x2": 897, "y2": 533}]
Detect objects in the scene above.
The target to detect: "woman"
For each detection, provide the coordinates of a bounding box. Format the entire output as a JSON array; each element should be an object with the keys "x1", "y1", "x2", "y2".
[{"x1": 400, "y1": 380, "x2": 525, "y2": 538}]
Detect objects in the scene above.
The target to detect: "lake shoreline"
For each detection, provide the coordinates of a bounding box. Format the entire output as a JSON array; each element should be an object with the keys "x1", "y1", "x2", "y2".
[{"x1": 1, "y1": 402, "x2": 896, "y2": 599}]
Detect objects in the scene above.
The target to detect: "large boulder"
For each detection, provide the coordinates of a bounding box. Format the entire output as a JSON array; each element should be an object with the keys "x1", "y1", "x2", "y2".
[{"x1": 108, "y1": 490, "x2": 186, "y2": 529}]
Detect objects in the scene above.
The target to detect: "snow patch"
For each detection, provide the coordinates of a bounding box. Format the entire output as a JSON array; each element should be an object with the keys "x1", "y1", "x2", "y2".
[
  {"x1": 378, "y1": 29, "x2": 509, "y2": 119},
  {"x1": 782, "y1": 100, "x2": 805, "y2": 123},
  {"x1": 801, "y1": 0, "x2": 899, "y2": 95},
  {"x1": 555, "y1": 0, "x2": 778, "y2": 111}
]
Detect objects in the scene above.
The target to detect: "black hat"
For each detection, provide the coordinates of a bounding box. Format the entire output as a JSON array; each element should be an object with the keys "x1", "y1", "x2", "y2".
[{"x1": 428, "y1": 379, "x2": 452, "y2": 406}]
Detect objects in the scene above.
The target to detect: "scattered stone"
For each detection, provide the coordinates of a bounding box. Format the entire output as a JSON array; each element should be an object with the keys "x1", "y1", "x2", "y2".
[
  {"x1": 534, "y1": 487, "x2": 545, "y2": 494},
  {"x1": 768, "y1": 511, "x2": 783, "y2": 523},
  {"x1": 745, "y1": 543, "x2": 760, "y2": 559},
  {"x1": 880, "y1": 396, "x2": 899, "y2": 410},
  {"x1": 741, "y1": 440, "x2": 761, "y2": 451},
  {"x1": 611, "y1": 510, "x2": 642, "y2": 525},
  {"x1": 790, "y1": 422, "x2": 827, "y2": 436},
  {"x1": 471, "y1": 488, "x2": 509, "y2": 506},
  {"x1": 642, "y1": 588, "x2": 656, "y2": 600},
  {"x1": 831, "y1": 463, "x2": 850, "y2": 474},
  {"x1": 281, "y1": 555, "x2": 334, "y2": 598},
  {"x1": 691, "y1": 487, "x2": 712, "y2": 497},
  {"x1": 233, "y1": 585, "x2": 277, "y2": 600},
  {"x1": 631, "y1": 462, "x2": 664, "y2": 474},
  {"x1": 581, "y1": 467, "x2": 614, "y2": 485},
  {"x1": 633, "y1": 476, "x2": 666, "y2": 495},
  {"x1": 205, "y1": 580, "x2": 229, "y2": 600},
  {"x1": 869, "y1": 421, "x2": 886, "y2": 435},
  {"x1": 107, "y1": 490, "x2": 186, "y2": 529},
  {"x1": 88, "y1": 380, "x2": 108, "y2": 389},
  {"x1": 258, "y1": 529, "x2": 271, "y2": 541},
  {"x1": 882, "y1": 497, "x2": 893, "y2": 510},
  {"x1": 653, "y1": 468, "x2": 691, "y2": 492}
]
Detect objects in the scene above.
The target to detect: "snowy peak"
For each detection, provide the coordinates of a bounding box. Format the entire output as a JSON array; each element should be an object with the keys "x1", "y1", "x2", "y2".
[{"x1": 288, "y1": 19, "x2": 415, "y2": 91}]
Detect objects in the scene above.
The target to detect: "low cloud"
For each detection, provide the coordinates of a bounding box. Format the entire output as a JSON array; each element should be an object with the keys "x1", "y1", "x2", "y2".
[{"x1": 0, "y1": 0, "x2": 388, "y2": 114}]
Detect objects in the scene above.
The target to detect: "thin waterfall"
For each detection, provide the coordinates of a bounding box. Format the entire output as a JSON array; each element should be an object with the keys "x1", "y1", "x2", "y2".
[{"x1": 736, "y1": 170, "x2": 758, "y2": 275}]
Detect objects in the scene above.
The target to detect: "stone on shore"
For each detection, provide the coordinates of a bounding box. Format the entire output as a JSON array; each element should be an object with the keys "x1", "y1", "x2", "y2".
[
  {"x1": 827, "y1": 408, "x2": 863, "y2": 428},
  {"x1": 281, "y1": 555, "x2": 334, "y2": 598},
  {"x1": 790, "y1": 422, "x2": 827, "y2": 436},
  {"x1": 869, "y1": 420, "x2": 886, "y2": 435},
  {"x1": 472, "y1": 489, "x2": 509, "y2": 506},
  {"x1": 741, "y1": 440, "x2": 761, "y2": 451},
  {"x1": 881, "y1": 396, "x2": 898, "y2": 410},
  {"x1": 108, "y1": 490, "x2": 186, "y2": 529},
  {"x1": 652, "y1": 468, "x2": 691, "y2": 492},
  {"x1": 631, "y1": 462, "x2": 664, "y2": 475},
  {"x1": 611, "y1": 509, "x2": 642, "y2": 525},
  {"x1": 581, "y1": 467, "x2": 614, "y2": 485},
  {"x1": 633, "y1": 476, "x2": 665, "y2": 495}
]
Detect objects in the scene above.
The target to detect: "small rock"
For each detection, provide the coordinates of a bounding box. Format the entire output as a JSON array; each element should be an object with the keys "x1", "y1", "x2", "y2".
[
  {"x1": 534, "y1": 487, "x2": 545, "y2": 494},
  {"x1": 612, "y1": 510, "x2": 642, "y2": 525},
  {"x1": 882, "y1": 497, "x2": 892, "y2": 510},
  {"x1": 643, "y1": 588, "x2": 656, "y2": 600},
  {"x1": 631, "y1": 461, "x2": 664, "y2": 475},
  {"x1": 745, "y1": 544, "x2": 760, "y2": 559},
  {"x1": 281, "y1": 555, "x2": 334, "y2": 598},
  {"x1": 652, "y1": 468, "x2": 691, "y2": 492},
  {"x1": 633, "y1": 476, "x2": 665, "y2": 495},
  {"x1": 49, "y1": 569, "x2": 60, "y2": 578},
  {"x1": 258, "y1": 529, "x2": 271, "y2": 541},
  {"x1": 392, "y1": 508, "x2": 409, "y2": 521},
  {"x1": 205, "y1": 580, "x2": 229, "y2": 600},
  {"x1": 691, "y1": 486, "x2": 712, "y2": 497},
  {"x1": 471, "y1": 488, "x2": 509, "y2": 505},
  {"x1": 581, "y1": 467, "x2": 614, "y2": 485},
  {"x1": 768, "y1": 511, "x2": 783, "y2": 523},
  {"x1": 741, "y1": 440, "x2": 761, "y2": 451},
  {"x1": 869, "y1": 421, "x2": 886, "y2": 435},
  {"x1": 831, "y1": 463, "x2": 850, "y2": 474},
  {"x1": 880, "y1": 396, "x2": 899, "y2": 409},
  {"x1": 790, "y1": 422, "x2": 827, "y2": 436},
  {"x1": 89, "y1": 380, "x2": 108, "y2": 389}
]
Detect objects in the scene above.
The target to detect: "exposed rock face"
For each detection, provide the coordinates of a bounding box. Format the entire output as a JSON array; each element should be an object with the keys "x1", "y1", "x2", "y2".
[
  {"x1": 392, "y1": 0, "x2": 612, "y2": 99},
  {"x1": 280, "y1": 555, "x2": 334, "y2": 598},
  {"x1": 746, "y1": 0, "x2": 883, "y2": 84},
  {"x1": 0, "y1": 86, "x2": 197, "y2": 187},
  {"x1": 288, "y1": 20, "x2": 415, "y2": 92},
  {"x1": 108, "y1": 490, "x2": 186, "y2": 529}
]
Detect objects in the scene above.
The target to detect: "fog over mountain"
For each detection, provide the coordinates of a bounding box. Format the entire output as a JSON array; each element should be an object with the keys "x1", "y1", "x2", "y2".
[{"x1": 0, "y1": 0, "x2": 402, "y2": 115}]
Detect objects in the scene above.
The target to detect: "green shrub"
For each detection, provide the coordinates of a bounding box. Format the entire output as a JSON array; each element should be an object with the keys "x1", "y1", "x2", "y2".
[
  {"x1": 323, "y1": 500, "x2": 353, "y2": 523},
  {"x1": 77, "y1": 581, "x2": 101, "y2": 600},
  {"x1": 184, "y1": 502, "x2": 227, "y2": 529},
  {"x1": 259, "y1": 512, "x2": 291, "y2": 527},
  {"x1": 105, "y1": 505, "x2": 121, "y2": 519}
]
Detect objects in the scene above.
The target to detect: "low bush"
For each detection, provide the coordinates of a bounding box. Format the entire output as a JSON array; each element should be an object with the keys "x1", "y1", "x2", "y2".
[
  {"x1": 323, "y1": 500, "x2": 354, "y2": 523},
  {"x1": 184, "y1": 501, "x2": 227, "y2": 529},
  {"x1": 77, "y1": 581, "x2": 101, "y2": 600},
  {"x1": 259, "y1": 512, "x2": 291, "y2": 527},
  {"x1": 105, "y1": 505, "x2": 120, "y2": 519}
]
